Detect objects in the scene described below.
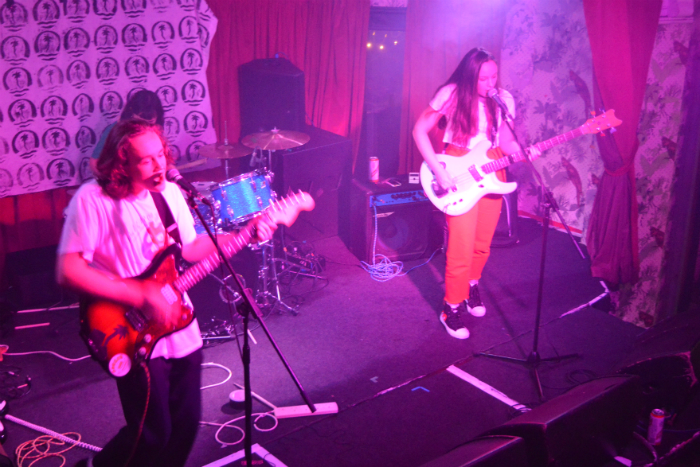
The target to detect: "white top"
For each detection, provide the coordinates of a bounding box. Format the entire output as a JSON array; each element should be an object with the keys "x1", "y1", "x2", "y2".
[
  {"x1": 59, "y1": 179, "x2": 203, "y2": 359},
  {"x1": 430, "y1": 84, "x2": 515, "y2": 149}
]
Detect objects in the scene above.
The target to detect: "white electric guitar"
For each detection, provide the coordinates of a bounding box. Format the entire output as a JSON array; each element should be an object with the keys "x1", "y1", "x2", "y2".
[{"x1": 419, "y1": 110, "x2": 622, "y2": 216}]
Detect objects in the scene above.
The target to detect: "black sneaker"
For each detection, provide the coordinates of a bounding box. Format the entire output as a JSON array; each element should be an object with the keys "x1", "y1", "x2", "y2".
[
  {"x1": 440, "y1": 302, "x2": 470, "y2": 339},
  {"x1": 467, "y1": 284, "x2": 486, "y2": 317}
]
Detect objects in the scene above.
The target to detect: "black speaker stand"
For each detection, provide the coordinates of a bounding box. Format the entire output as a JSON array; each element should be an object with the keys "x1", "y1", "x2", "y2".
[{"x1": 479, "y1": 192, "x2": 579, "y2": 400}]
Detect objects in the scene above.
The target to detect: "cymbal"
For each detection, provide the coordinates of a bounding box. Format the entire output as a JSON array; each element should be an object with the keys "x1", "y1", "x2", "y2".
[
  {"x1": 175, "y1": 159, "x2": 206, "y2": 171},
  {"x1": 198, "y1": 142, "x2": 252, "y2": 159},
  {"x1": 241, "y1": 128, "x2": 310, "y2": 150}
]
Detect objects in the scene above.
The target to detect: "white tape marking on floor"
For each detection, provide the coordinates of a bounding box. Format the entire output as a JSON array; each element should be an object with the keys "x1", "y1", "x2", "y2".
[{"x1": 447, "y1": 365, "x2": 528, "y2": 411}]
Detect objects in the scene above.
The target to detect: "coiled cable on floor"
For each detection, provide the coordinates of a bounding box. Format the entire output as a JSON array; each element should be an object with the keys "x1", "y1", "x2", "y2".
[{"x1": 360, "y1": 204, "x2": 439, "y2": 281}]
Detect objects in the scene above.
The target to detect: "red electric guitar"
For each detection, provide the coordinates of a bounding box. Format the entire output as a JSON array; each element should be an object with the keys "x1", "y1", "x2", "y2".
[{"x1": 80, "y1": 191, "x2": 315, "y2": 377}]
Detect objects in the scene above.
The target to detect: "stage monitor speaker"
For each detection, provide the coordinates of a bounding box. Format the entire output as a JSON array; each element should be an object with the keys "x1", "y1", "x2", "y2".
[
  {"x1": 483, "y1": 375, "x2": 642, "y2": 467},
  {"x1": 421, "y1": 435, "x2": 529, "y2": 467},
  {"x1": 617, "y1": 310, "x2": 700, "y2": 418},
  {"x1": 271, "y1": 126, "x2": 352, "y2": 241},
  {"x1": 238, "y1": 58, "x2": 305, "y2": 138},
  {"x1": 346, "y1": 176, "x2": 442, "y2": 263}
]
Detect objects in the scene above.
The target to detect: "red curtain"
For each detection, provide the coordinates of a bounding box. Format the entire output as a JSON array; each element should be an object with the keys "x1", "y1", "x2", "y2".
[
  {"x1": 206, "y1": 0, "x2": 370, "y2": 169},
  {"x1": 583, "y1": 0, "x2": 662, "y2": 284},
  {"x1": 0, "y1": 188, "x2": 70, "y2": 287},
  {"x1": 398, "y1": 0, "x2": 510, "y2": 174}
]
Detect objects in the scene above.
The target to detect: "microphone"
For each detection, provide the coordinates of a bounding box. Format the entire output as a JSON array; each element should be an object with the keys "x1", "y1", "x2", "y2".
[
  {"x1": 166, "y1": 167, "x2": 211, "y2": 205},
  {"x1": 487, "y1": 88, "x2": 513, "y2": 121}
]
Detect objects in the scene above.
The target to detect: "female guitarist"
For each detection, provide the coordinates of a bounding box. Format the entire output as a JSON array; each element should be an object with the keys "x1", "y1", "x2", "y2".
[
  {"x1": 412, "y1": 47, "x2": 538, "y2": 340},
  {"x1": 57, "y1": 120, "x2": 276, "y2": 467}
]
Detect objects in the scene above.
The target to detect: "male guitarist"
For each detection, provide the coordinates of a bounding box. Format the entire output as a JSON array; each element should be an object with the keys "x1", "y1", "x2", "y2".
[
  {"x1": 412, "y1": 47, "x2": 539, "y2": 340},
  {"x1": 57, "y1": 119, "x2": 276, "y2": 467}
]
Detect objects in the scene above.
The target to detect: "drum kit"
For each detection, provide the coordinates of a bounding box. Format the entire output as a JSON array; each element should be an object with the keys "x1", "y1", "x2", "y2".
[{"x1": 191, "y1": 128, "x2": 317, "y2": 318}]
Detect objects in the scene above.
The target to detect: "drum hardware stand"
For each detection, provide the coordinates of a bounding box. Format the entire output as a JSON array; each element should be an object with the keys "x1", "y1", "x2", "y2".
[
  {"x1": 251, "y1": 240, "x2": 300, "y2": 316},
  {"x1": 186, "y1": 195, "x2": 315, "y2": 466},
  {"x1": 478, "y1": 109, "x2": 586, "y2": 401}
]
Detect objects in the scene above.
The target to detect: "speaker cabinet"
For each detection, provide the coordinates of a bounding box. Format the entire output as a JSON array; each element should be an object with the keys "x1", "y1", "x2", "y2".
[
  {"x1": 5, "y1": 245, "x2": 64, "y2": 309},
  {"x1": 271, "y1": 126, "x2": 352, "y2": 241},
  {"x1": 492, "y1": 168, "x2": 518, "y2": 247},
  {"x1": 617, "y1": 311, "x2": 700, "y2": 417},
  {"x1": 492, "y1": 189, "x2": 518, "y2": 247},
  {"x1": 421, "y1": 435, "x2": 530, "y2": 467},
  {"x1": 483, "y1": 375, "x2": 642, "y2": 467},
  {"x1": 238, "y1": 58, "x2": 306, "y2": 138},
  {"x1": 346, "y1": 176, "x2": 442, "y2": 263}
]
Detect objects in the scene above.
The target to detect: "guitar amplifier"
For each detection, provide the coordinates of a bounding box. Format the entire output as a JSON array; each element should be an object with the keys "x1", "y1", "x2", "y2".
[{"x1": 344, "y1": 176, "x2": 443, "y2": 263}]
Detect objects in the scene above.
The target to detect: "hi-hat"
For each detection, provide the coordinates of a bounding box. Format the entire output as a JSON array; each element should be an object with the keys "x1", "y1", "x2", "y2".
[
  {"x1": 198, "y1": 142, "x2": 252, "y2": 159},
  {"x1": 241, "y1": 128, "x2": 310, "y2": 150}
]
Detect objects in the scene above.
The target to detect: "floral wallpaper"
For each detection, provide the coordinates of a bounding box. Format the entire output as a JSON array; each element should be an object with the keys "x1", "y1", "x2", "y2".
[
  {"x1": 499, "y1": 0, "x2": 692, "y2": 328},
  {"x1": 500, "y1": 0, "x2": 603, "y2": 236},
  {"x1": 611, "y1": 22, "x2": 691, "y2": 327}
]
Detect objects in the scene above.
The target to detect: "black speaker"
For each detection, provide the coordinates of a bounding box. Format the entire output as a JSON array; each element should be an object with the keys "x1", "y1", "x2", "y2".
[
  {"x1": 492, "y1": 169, "x2": 518, "y2": 247},
  {"x1": 5, "y1": 245, "x2": 64, "y2": 309},
  {"x1": 238, "y1": 58, "x2": 305, "y2": 138},
  {"x1": 271, "y1": 126, "x2": 352, "y2": 241},
  {"x1": 346, "y1": 176, "x2": 441, "y2": 263},
  {"x1": 617, "y1": 311, "x2": 700, "y2": 418},
  {"x1": 483, "y1": 375, "x2": 642, "y2": 467},
  {"x1": 421, "y1": 435, "x2": 530, "y2": 467}
]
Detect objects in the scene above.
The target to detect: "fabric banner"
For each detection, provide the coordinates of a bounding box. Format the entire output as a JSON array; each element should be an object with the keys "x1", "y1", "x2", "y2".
[{"x1": 0, "y1": 0, "x2": 218, "y2": 198}]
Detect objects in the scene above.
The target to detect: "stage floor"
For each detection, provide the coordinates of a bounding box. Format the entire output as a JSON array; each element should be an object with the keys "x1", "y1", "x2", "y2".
[{"x1": 1, "y1": 218, "x2": 674, "y2": 466}]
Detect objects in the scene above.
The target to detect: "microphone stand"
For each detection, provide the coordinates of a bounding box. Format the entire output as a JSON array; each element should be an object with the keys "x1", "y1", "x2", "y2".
[
  {"x1": 186, "y1": 196, "x2": 316, "y2": 465},
  {"x1": 478, "y1": 103, "x2": 586, "y2": 401}
]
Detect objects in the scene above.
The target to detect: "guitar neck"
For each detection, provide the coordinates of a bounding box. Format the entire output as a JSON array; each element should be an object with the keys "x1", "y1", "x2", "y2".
[
  {"x1": 172, "y1": 226, "x2": 253, "y2": 293},
  {"x1": 481, "y1": 127, "x2": 586, "y2": 174}
]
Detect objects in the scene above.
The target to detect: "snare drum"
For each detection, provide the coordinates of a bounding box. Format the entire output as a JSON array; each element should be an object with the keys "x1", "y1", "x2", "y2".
[{"x1": 211, "y1": 171, "x2": 275, "y2": 227}]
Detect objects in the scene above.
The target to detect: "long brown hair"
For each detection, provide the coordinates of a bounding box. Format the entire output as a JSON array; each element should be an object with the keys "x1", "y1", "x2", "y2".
[
  {"x1": 95, "y1": 119, "x2": 172, "y2": 199},
  {"x1": 437, "y1": 48, "x2": 499, "y2": 146}
]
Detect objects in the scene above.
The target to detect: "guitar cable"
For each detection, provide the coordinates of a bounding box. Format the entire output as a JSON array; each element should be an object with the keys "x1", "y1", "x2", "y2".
[{"x1": 123, "y1": 361, "x2": 151, "y2": 467}]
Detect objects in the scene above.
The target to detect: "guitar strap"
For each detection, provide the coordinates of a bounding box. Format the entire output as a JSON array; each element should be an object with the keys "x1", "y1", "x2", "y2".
[{"x1": 150, "y1": 191, "x2": 182, "y2": 246}]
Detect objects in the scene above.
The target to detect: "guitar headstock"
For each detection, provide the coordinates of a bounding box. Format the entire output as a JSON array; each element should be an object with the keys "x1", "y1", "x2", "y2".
[
  {"x1": 580, "y1": 110, "x2": 622, "y2": 135},
  {"x1": 267, "y1": 191, "x2": 315, "y2": 227}
]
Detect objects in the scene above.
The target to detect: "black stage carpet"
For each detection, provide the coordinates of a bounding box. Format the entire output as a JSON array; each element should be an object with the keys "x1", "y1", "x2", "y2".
[{"x1": 2, "y1": 218, "x2": 696, "y2": 466}]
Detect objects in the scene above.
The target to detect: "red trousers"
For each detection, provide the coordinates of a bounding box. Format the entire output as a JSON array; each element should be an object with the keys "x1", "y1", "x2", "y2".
[
  {"x1": 443, "y1": 144, "x2": 505, "y2": 304},
  {"x1": 444, "y1": 195, "x2": 502, "y2": 304}
]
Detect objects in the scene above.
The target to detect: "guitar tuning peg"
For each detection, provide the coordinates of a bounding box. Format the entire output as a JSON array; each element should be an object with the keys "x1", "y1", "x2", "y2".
[
  {"x1": 590, "y1": 111, "x2": 596, "y2": 116},
  {"x1": 610, "y1": 127, "x2": 617, "y2": 134}
]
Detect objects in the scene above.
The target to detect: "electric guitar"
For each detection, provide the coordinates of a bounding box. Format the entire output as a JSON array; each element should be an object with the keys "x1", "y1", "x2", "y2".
[
  {"x1": 80, "y1": 191, "x2": 315, "y2": 377},
  {"x1": 419, "y1": 110, "x2": 622, "y2": 216}
]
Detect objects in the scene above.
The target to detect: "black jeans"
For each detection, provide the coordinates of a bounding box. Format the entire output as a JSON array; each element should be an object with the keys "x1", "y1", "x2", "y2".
[{"x1": 92, "y1": 348, "x2": 202, "y2": 467}]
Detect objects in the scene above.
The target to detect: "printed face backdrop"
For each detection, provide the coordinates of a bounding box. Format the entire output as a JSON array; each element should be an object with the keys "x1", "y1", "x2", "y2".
[{"x1": 0, "y1": 0, "x2": 218, "y2": 197}]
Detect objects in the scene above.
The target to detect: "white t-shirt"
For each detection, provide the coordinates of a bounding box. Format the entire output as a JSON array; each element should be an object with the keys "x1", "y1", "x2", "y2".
[
  {"x1": 59, "y1": 179, "x2": 202, "y2": 359},
  {"x1": 430, "y1": 84, "x2": 515, "y2": 149}
]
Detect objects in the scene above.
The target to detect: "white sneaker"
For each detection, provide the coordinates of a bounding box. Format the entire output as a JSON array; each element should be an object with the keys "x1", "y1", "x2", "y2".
[
  {"x1": 466, "y1": 284, "x2": 486, "y2": 317},
  {"x1": 440, "y1": 302, "x2": 470, "y2": 339}
]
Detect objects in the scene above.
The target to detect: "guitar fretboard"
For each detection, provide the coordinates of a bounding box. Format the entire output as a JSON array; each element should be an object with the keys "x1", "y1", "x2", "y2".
[
  {"x1": 173, "y1": 226, "x2": 253, "y2": 293},
  {"x1": 481, "y1": 127, "x2": 585, "y2": 174},
  {"x1": 169, "y1": 191, "x2": 309, "y2": 294}
]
